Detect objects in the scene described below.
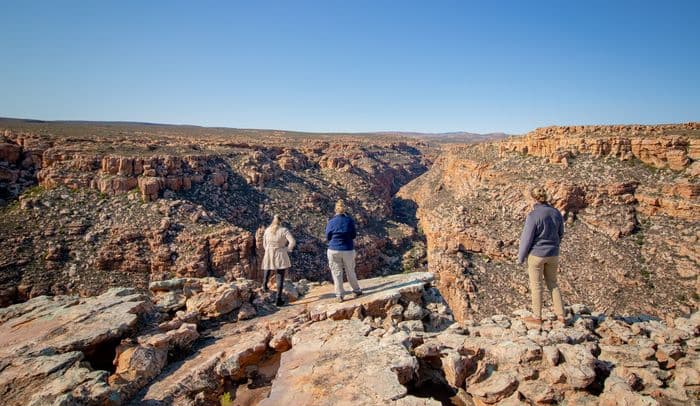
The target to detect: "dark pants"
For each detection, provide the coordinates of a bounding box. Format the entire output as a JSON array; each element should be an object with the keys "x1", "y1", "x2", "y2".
[{"x1": 263, "y1": 268, "x2": 287, "y2": 304}]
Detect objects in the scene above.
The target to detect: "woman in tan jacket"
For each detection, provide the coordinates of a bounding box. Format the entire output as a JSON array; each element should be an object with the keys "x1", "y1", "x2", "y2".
[{"x1": 261, "y1": 215, "x2": 296, "y2": 306}]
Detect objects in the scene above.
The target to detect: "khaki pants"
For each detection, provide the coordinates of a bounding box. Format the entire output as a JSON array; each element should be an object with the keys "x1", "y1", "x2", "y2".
[
  {"x1": 527, "y1": 255, "x2": 565, "y2": 319},
  {"x1": 327, "y1": 249, "x2": 361, "y2": 298}
]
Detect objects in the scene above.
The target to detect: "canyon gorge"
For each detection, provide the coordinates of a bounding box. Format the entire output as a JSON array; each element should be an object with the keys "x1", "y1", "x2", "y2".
[{"x1": 0, "y1": 118, "x2": 698, "y2": 405}]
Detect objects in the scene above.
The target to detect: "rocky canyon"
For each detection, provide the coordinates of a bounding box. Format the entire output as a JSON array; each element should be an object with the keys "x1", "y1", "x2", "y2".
[{"x1": 0, "y1": 118, "x2": 698, "y2": 405}]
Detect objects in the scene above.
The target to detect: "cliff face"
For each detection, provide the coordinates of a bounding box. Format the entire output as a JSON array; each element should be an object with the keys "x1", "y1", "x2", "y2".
[
  {"x1": 499, "y1": 123, "x2": 700, "y2": 172},
  {"x1": 0, "y1": 121, "x2": 430, "y2": 306},
  {"x1": 400, "y1": 123, "x2": 700, "y2": 322}
]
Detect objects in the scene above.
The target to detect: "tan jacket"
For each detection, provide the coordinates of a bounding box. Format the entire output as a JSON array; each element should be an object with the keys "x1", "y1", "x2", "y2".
[{"x1": 261, "y1": 226, "x2": 296, "y2": 270}]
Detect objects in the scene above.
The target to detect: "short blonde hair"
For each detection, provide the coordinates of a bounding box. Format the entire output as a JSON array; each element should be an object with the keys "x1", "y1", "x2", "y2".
[
  {"x1": 334, "y1": 200, "x2": 346, "y2": 214},
  {"x1": 530, "y1": 186, "x2": 548, "y2": 203}
]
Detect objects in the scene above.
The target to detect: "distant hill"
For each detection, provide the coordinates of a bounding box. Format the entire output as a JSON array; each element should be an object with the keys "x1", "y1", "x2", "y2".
[
  {"x1": 379, "y1": 131, "x2": 511, "y2": 143},
  {"x1": 0, "y1": 117, "x2": 509, "y2": 143}
]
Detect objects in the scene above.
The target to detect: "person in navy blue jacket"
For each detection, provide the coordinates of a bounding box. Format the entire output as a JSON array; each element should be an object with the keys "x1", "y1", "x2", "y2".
[{"x1": 325, "y1": 200, "x2": 363, "y2": 302}]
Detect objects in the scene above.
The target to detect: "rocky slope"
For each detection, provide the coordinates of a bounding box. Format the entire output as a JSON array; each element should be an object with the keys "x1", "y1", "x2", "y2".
[
  {"x1": 399, "y1": 123, "x2": 700, "y2": 322},
  {"x1": 0, "y1": 119, "x2": 432, "y2": 306},
  {"x1": 1, "y1": 272, "x2": 697, "y2": 405}
]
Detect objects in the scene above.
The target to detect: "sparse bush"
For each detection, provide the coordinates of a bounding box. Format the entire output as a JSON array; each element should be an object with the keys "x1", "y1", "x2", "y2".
[
  {"x1": 220, "y1": 392, "x2": 233, "y2": 406},
  {"x1": 23, "y1": 184, "x2": 45, "y2": 198}
]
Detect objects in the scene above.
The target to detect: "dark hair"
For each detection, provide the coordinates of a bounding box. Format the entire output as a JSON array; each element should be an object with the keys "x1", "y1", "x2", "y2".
[{"x1": 530, "y1": 186, "x2": 548, "y2": 203}]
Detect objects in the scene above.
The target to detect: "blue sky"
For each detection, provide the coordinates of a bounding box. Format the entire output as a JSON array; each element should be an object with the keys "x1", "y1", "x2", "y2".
[{"x1": 1, "y1": 1, "x2": 698, "y2": 134}]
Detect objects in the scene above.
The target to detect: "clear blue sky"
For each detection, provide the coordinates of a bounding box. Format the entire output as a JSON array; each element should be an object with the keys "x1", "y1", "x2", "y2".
[{"x1": 1, "y1": 1, "x2": 698, "y2": 134}]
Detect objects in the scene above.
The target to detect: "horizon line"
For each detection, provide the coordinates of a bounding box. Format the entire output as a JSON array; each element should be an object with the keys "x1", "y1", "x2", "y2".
[
  {"x1": 2, "y1": 115, "x2": 698, "y2": 136},
  {"x1": 0, "y1": 115, "x2": 517, "y2": 136}
]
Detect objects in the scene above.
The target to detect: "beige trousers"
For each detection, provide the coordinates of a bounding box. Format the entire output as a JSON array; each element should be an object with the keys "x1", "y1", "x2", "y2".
[
  {"x1": 527, "y1": 255, "x2": 565, "y2": 319},
  {"x1": 327, "y1": 249, "x2": 361, "y2": 298}
]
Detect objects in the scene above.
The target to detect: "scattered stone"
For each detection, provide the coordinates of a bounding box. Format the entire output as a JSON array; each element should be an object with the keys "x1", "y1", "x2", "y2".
[
  {"x1": 237, "y1": 302, "x2": 257, "y2": 321},
  {"x1": 467, "y1": 371, "x2": 518, "y2": 404},
  {"x1": 403, "y1": 301, "x2": 427, "y2": 320},
  {"x1": 442, "y1": 351, "x2": 469, "y2": 388},
  {"x1": 270, "y1": 329, "x2": 293, "y2": 352}
]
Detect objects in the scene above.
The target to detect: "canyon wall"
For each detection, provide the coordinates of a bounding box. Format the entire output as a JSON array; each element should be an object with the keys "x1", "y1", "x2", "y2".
[
  {"x1": 0, "y1": 122, "x2": 430, "y2": 306},
  {"x1": 400, "y1": 123, "x2": 700, "y2": 322}
]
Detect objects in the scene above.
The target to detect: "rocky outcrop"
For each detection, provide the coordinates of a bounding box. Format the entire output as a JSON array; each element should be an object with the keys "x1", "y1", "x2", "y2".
[
  {"x1": 0, "y1": 288, "x2": 151, "y2": 405},
  {"x1": 499, "y1": 123, "x2": 700, "y2": 172},
  {"x1": 1, "y1": 270, "x2": 698, "y2": 405},
  {"x1": 0, "y1": 134, "x2": 39, "y2": 204},
  {"x1": 138, "y1": 328, "x2": 273, "y2": 404},
  {"x1": 400, "y1": 306, "x2": 700, "y2": 405},
  {"x1": 150, "y1": 276, "x2": 256, "y2": 319},
  {"x1": 306, "y1": 271, "x2": 435, "y2": 321},
  {"x1": 0, "y1": 271, "x2": 279, "y2": 405},
  {"x1": 136, "y1": 271, "x2": 442, "y2": 404},
  {"x1": 32, "y1": 136, "x2": 427, "y2": 207},
  {"x1": 38, "y1": 153, "x2": 229, "y2": 201}
]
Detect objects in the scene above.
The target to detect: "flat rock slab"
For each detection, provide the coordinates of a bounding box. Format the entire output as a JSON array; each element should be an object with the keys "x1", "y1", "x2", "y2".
[
  {"x1": 0, "y1": 288, "x2": 150, "y2": 405},
  {"x1": 260, "y1": 319, "x2": 420, "y2": 406},
  {"x1": 306, "y1": 272, "x2": 434, "y2": 321},
  {"x1": 0, "y1": 287, "x2": 150, "y2": 357}
]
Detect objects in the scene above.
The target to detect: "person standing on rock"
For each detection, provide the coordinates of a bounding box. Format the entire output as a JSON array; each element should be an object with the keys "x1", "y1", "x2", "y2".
[
  {"x1": 517, "y1": 186, "x2": 566, "y2": 326},
  {"x1": 262, "y1": 214, "x2": 296, "y2": 306},
  {"x1": 325, "y1": 200, "x2": 363, "y2": 302}
]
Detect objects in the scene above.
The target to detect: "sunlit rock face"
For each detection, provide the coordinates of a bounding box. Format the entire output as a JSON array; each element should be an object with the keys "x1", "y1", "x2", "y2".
[{"x1": 400, "y1": 123, "x2": 699, "y2": 322}]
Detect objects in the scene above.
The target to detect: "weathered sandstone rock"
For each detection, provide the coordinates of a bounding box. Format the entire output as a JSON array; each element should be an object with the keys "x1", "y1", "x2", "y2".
[
  {"x1": 261, "y1": 319, "x2": 420, "y2": 405},
  {"x1": 307, "y1": 272, "x2": 435, "y2": 321},
  {"x1": 0, "y1": 288, "x2": 151, "y2": 405}
]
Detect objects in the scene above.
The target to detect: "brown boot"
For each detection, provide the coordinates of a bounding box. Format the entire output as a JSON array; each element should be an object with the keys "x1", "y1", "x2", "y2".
[{"x1": 522, "y1": 315, "x2": 543, "y2": 327}]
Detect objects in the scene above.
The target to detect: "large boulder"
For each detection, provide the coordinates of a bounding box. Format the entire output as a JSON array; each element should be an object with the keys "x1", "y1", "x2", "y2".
[{"x1": 260, "y1": 319, "x2": 420, "y2": 405}]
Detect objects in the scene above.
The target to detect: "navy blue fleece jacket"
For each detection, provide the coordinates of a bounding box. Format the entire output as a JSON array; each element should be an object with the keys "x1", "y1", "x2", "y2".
[{"x1": 325, "y1": 214, "x2": 356, "y2": 251}]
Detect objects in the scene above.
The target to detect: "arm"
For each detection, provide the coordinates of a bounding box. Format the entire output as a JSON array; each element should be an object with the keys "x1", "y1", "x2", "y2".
[
  {"x1": 558, "y1": 213, "x2": 565, "y2": 240},
  {"x1": 285, "y1": 229, "x2": 296, "y2": 252},
  {"x1": 349, "y1": 217, "x2": 357, "y2": 239},
  {"x1": 263, "y1": 230, "x2": 270, "y2": 250},
  {"x1": 325, "y1": 221, "x2": 333, "y2": 242},
  {"x1": 517, "y1": 214, "x2": 536, "y2": 264}
]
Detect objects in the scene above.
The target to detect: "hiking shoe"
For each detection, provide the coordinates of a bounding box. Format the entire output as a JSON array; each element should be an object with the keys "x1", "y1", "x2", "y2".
[
  {"x1": 275, "y1": 299, "x2": 285, "y2": 307},
  {"x1": 337, "y1": 296, "x2": 344, "y2": 303},
  {"x1": 353, "y1": 291, "x2": 363, "y2": 299},
  {"x1": 522, "y1": 316, "x2": 543, "y2": 327}
]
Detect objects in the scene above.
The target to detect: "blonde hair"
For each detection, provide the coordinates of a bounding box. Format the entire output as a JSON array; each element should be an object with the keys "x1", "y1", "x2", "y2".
[
  {"x1": 530, "y1": 186, "x2": 548, "y2": 204},
  {"x1": 334, "y1": 200, "x2": 346, "y2": 214},
  {"x1": 268, "y1": 214, "x2": 281, "y2": 233}
]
